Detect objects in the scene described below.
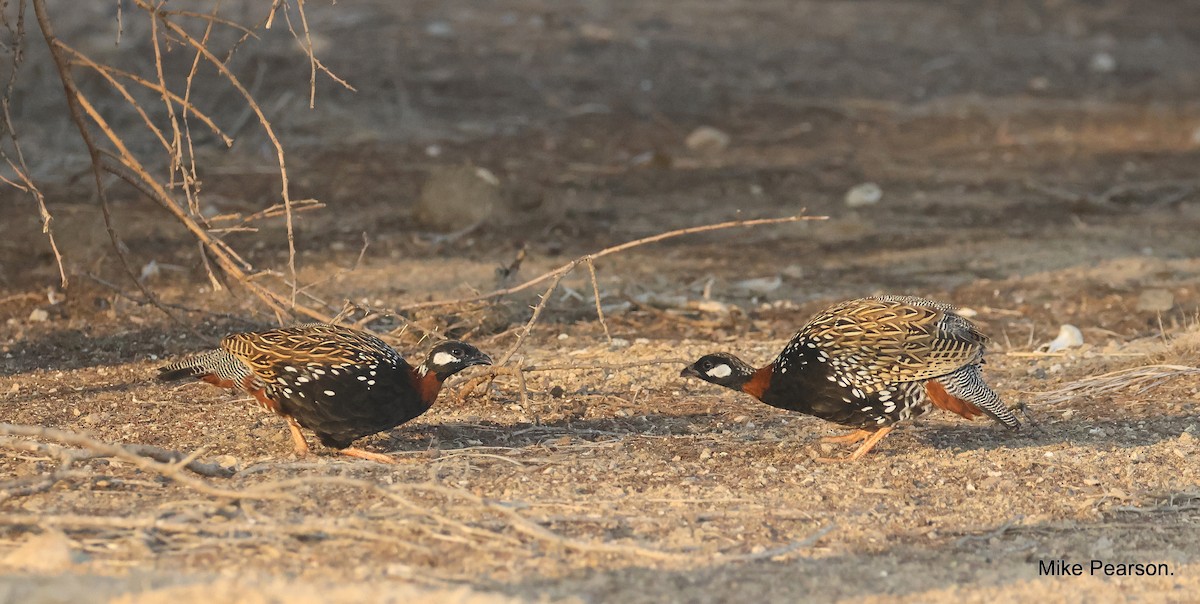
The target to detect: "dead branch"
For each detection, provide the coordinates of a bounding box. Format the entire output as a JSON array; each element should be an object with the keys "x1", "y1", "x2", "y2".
[
  {"x1": 0, "y1": 0, "x2": 66, "y2": 287},
  {"x1": 585, "y1": 258, "x2": 611, "y2": 343},
  {"x1": 47, "y1": 34, "x2": 290, "y2": 318},
  {"x1": 520, "y1": 358, "x2": 692, "y2": 373},
  {"x1": 132, "y1": 0, "x2": 301, "y2": 305},
  {"x1": 0, "y1": 423, "x2": 284, "y2": 500},
  {"x1": 278, "y1": 0, "x2": 356, "y2": 108},
  {"x1": 398, "y1": 214, "x2": 825, "y2": 313},
  {"x1": 20, "y1": 1, "x2": 353, "y2": 327},
  {"x1": 0, "y1": 512, "x2": 436, "y2": 556},
  {"x1": 32, "y1": 0, "x2": 208, "y2": 334}
]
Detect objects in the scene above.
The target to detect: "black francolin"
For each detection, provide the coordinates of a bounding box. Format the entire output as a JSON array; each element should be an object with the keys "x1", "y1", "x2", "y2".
[
  {"x1": 158, "y1": 324, "x2": 491, "y2": 463},
  {"x1": 681, "y1": 295, "x2": 1019, "y2": 461}
]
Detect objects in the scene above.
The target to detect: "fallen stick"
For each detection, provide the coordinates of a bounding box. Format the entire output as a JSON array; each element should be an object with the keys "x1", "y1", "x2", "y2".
[
  {"x1": 0, "y1": 423, "x2": 283, "y2": 500},
  {"x1": 396, "y1": 213, "x2": 826, "y2": 314}
]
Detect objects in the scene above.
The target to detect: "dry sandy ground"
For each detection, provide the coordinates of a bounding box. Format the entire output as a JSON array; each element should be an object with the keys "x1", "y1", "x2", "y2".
[{"x1": 2, "y1": 1, "x2": 1200, "y2": 602}]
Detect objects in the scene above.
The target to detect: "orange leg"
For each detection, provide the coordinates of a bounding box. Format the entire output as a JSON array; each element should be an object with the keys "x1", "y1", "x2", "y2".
[
  {"x1": 820, "y1": 429, "x2": 872, "y2": 444},
  {"x1": 286, "y1": 417, "x2": 310, "y2": 456},
  {"x1": 339, "y1": 447, "x2": 397, "y2": 464},
  {"x1": 817, "y1": 426, "x2": 894, "y2": 462}
]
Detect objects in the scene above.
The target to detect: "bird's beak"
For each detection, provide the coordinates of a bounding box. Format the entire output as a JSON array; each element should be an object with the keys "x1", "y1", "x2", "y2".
[
  {"x1": 680, "y1": 366, "x2": 700, "y2": 379},
  {"x1": 468, "y1": 352, "x2": 494, "y2": 367}
]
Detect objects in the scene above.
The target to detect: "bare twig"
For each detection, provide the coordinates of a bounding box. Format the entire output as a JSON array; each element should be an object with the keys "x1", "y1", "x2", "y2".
[
  {"x1": 402, "y1": 481, "x2": 832, "y2": 564},
  {"x1": 399, "y1": 214, "x2": 824, "y2": 313},
  {"x1": 499, "y1": 272, "x2": 569, "y2": 366},
  {"x1": 585, "y1": 258, "x2": 611, "y2": 343},
  {"x1": 0, "y1": 512, "x2": 435, "y2": 555},
  {"x1": 403, "y1": 214, "x2": 826, "y2": 367},
  {"x1": 33, "y1": 0, "x2": 212, "y2": 335},
  {"x1": 133, "y1": 0, "x2": 301, "y2": 306},
  {"x1": 0, "y1": 0, "x2": 66, "y2": 286},
  {"x1": 32, "y1": 0, "x2": 338, "y2": 324},
  {"x1": 280, "y1": 0, "x2": 356, "y2": 107},
  {"x1": 0, "y1": 423, "x2": 283, "y2": 500}
]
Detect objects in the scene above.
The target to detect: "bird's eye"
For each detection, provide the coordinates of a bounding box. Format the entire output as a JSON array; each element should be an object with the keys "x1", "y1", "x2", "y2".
[
  {"x1": 452, "y1": 347, "x2": 465, "y2": 357},
  {"x1": 701, "y1": 360, "x2": 713, "y2": 370}
]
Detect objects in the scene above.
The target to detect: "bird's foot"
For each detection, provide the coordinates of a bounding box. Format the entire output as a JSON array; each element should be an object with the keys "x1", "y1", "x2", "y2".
[
  {"x1": 286, "y1": 418, "x2": 310, "y2": 456},
  {"x1": 814, "y1": 426, "x2": 894, "y2": 462},
  {"x1": 339, "y1": 447, "x2": 397, "y2": 464},
  {"x1": 819, "y1": 429, "x2": 872, "y2": 444}
]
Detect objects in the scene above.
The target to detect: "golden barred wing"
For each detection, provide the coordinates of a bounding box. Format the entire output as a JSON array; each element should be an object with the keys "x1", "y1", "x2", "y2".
[
  {"x1": 220, "y1": 324, "x2": 405, "y2": 380},
  {"x1": 800, "y1": 297, "x2": 986, "y2": 386}
]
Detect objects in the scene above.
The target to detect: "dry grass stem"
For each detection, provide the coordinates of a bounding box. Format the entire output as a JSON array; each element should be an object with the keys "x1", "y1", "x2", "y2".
[
  {"x1": 1034, "y1": 364, "x2": 1200, "y2": 406},
  {"x1": 0, "y1": 423, "x2": 284, "y2": 500}
]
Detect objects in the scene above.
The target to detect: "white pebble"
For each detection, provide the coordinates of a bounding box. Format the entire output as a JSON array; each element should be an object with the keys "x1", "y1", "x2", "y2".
[
  {"x1": 1089, "y1": 52, "x2": 1117, "y2": 74},
  {"x1": 1042, "y1": 324, "x2": 1083, "y2": 353},
  {"x1": 685, "y1": 126, "x2": 730, "y2": 153},
  {"x1": 845, "y1": 182, "x2": 883, "y2": 207}
]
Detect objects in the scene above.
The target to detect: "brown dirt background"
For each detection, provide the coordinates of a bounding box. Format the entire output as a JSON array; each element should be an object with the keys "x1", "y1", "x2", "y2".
[{"x1": 2, "y1": 1, "x2": 1200, "y2": 602}]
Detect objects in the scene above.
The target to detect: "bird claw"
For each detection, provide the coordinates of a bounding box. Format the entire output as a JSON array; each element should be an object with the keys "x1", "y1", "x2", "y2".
[
  {"x1": 1015, "y1": 402, "x2": 1041, "y2": 431},
  {"x1": 820, "y1": 429, "x2": 872, "y2": 444},
  {"x1": 339, "y1": 447, "x2": 398, "y2": 464}
]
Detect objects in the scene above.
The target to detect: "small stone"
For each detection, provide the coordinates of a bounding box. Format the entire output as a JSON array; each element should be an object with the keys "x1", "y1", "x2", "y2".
[
  {"x1": 27, "y1": 308, "x2": 49, "y2": 322},
  {"x1": 3, "y1": 530, "x2": 77, "y2": 571},
  {"x1": 844, "y1": 182, "x2": 883, "y2": 208},
  {"x1": 81, "y1": 412, "x2": 110, "y2": 426},
  {"x1": 424, "y1": 21, "x2": 453, "y2": 37},
  {"x1": 215, "y1": 455, "x2": 239, "y2": 469},
  {"x1": 609, "y1": 338, "x2": 630, "y2": 348},
  {"x1": 733, "y1": 276, "x2": 782, "y2": 294},
  {"x1": 1089, "y1": 52, "x2": 1117, "y2": 73},
  {"x1": 1136, "y1": 288, "x2": 1174, "y2": 313},
  {"x1": 140, "y1": 260, "x2": 161, "y2": 281},
  {"x1": 685, "y1": 126, "x2": 731, "y2": 154},
  {"x1": 580, "y1": 23, "x2": 615, "y2": 41},
  {"x1": 414, "y1": 165, "x2": 499, "y2": 232}
]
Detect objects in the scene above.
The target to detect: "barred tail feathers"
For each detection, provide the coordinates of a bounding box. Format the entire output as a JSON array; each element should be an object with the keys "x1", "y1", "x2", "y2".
[
  {"x1": 936, "y1": 364, "x2": 1021, "y2": 430},
  {"x1": 157, "y1": 349, "x2": 247, "y2": 386}
]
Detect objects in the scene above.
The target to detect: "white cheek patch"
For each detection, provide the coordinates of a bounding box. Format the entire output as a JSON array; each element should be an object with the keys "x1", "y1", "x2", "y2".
[
  {"x1": 432, "y1": 351, "x2": 460, "y2": 367},
  {"x1": 706, "y1": 363, "x2": 733, "y2": 379}
]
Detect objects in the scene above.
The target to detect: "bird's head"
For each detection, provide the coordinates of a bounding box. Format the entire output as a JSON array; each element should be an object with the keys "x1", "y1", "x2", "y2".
[
  {"x1": 423, "y1": 341, "x2": 492, "y2": 381},
  {"x1": 680, "y1": 352, "x2": 757, "y2": 391}
]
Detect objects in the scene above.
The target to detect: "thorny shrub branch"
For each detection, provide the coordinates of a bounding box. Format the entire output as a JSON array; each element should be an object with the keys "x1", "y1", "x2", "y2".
[
  {"x1": 0, "y1": 0, "x2": 67, "y2": 287},
  {"x1": 14, "y1": 0, "x2": 351, "y2": 325}
]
